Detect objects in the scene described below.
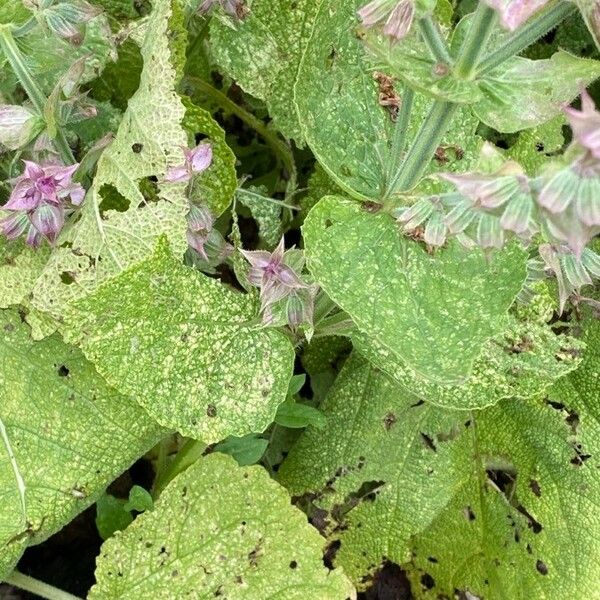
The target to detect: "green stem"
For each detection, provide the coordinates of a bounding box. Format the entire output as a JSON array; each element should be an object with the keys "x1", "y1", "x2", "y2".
[
  {"x1": 389, "y1": 100, "x2": 458, "y2": 193},
  {"x1": 312, "y1": 291, "x2": 338, "y2": 325},
  {"x1": 477, "y1": 2, "x2": 576, "y2": 75},
  {"x1": 313, "y1": 311, "x2": 354, "y2": 338},
  {"x1": 152, "y1": 438, "x2": 206, "y2": 498},
  {"x1": 184, "y1": 76, "x2": 297, "y2": 195},
  {"x1": 454, "y1": 3, "x2": 497, "y2": 79},
  {"x1": 0, "y1": 25, "x2": 75, "y2": 164},
  {"x1": 419, "y1": 16, "x2": 452, "y2": 64},
  {"x1": 385, "y1": 87, "x2": 415, "y2": 199},
  {"x1": 4, "y1": 571, "x2": 82, "y2": 600}
]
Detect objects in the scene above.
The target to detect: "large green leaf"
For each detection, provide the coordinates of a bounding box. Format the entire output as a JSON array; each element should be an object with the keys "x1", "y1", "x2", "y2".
[
  {"x1": 280, "y1": 319, "x2": 600, "y2": 597},
  {"x1": 0, "y1": 309, "x2": 165, "y2": 579},
  {"x1": 278, "y1": 353, "x2": 469, "y2": 585},
  {"x1": 210, "y1": 0, "x2": 322, "y2": 143},
  {"x1": 353, "y1": 315, "x2": 583, "y2": 409},
  {"x1": 90, "y1": 453, "x2": 355, "y2": 599},
  {"x1": 303, "y1": 196, "x2": 527, "y2": 384},
  {"x1": 294, "y1": 0, "x2": 481, "y2": 200},
  {"x1": 63, "y1": 239, "x2": 295, "y2": 442},
  {"x1": 31, "y1": 0, "x2": 189, "y2": 322}
]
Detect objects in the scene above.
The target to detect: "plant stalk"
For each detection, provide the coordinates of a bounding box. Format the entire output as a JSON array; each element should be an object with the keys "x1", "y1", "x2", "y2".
[
  {"x1": 477, "y1": 2, "x2": 577, "y2": 75},
  {"x1": 454, "y1": 3, "x2": 497, "y2": 79},
  {"x1": 4, "y1": 571, "x2": 83, "y2": 600},
  {"x1": 152, "y1": 438, "x2": 207, "y2": 498},
  {"x1": 0, "y1": 25, "x2": 75, "y2": 165},
  {"x1": 419, "y1": 16, "x2": 452, "y2": 64}
]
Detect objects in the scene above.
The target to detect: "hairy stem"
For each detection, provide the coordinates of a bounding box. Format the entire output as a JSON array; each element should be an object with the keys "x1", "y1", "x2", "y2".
[
  {"x1": 152, "y1": 438, "x2": 206, "y2": 498},
  {"x1": 477, "y1": 2, "x2": 577, "y2": 75},
  {"x1": 184, "y1": 76, "x2": 297, "y2": 196},
  {"x1": 419, "y1": 16, "x2": 452, "y2": 64},
  {"x1": 454, "y1": 3, "x2": 497, "y2": 79},
  {"x1": 0, "y1": 25, "x2": 75, "y2": 164},
  {"x1": 4, "y1": 571, "x2": 83, "y2": 600},
  {"x1": 389, "y1": 5, "x2": 499, "y2": 194}
]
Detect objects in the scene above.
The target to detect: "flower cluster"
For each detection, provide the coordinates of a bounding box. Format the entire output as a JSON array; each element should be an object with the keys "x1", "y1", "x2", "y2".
[
  {"x1": 358, "y1": 0, "x2": 415, "y2": 41},
  {"x1": 241, "y1": 237, "x2": 316, "y2": 328},
  {"x1": 1, "y1": 161, "x2": 85, "y2": 247}
]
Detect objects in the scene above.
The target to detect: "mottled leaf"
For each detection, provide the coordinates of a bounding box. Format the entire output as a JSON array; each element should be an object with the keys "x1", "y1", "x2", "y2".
[
  {"x1": 90, "y1": 453, "x2": 355, "y2": 599},
  {"x1": 0, "y1": 309, "x2": 165, "y2": 579},
  {"x1": 303, "y1": 196, "x2": 527, "y2": 384},
  {"x1": 63, "y1": 238, "x2": 295, "y2": 442}
]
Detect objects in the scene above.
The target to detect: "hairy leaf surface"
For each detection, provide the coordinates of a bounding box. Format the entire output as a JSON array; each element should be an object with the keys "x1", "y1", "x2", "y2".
[
  {"x1": 303, "y1": 196, "x2": 527, "y2": 384},
  {"x1": 0, "y1": 310, "x2": 165, "y2": 579},
  {"x1": 90, "y1": 453, "x2": 355, "y2": 599},
  {"x1": 63, "y1": 239, "x2": 295, "y2": 441},
  {"x1": 31, "y1": 0, "x2": 190, "y2": 322}
]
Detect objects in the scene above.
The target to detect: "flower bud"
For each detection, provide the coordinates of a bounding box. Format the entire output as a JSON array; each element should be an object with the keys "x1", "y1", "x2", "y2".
[
  {"x1": 42, "y1": 0, "x2": 101, "y2": 46},
  {"x1": 0, "y1": 105, "x2": 44, "y2": 150}
]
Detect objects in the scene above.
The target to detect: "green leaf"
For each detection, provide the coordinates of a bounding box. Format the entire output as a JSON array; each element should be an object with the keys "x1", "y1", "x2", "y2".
[
  {"x1": 237, "y1": 187, "x2": 283, "y2": 247},
  {"x1": 209, "y1": 0, "x2": 321, "y2": 143},
  {"x1": 214, "y1": 434, "x2": 269, "y2": 466},
  {"x1": 90, "y1": 453, "x2": 355, "y2": 599},
  {"x1": 506, "y1": 116, "x2": 566, "y2": 176},
  {"x1": 124, "y1": 485, "x2": 153, "y2": 513},
  {"x1": 96, "y1": 494, "x2": 133, "y2": 541},
  {"x1": 294, "y1": 0, "x2": 482, "y2": 200},
  {"x1": 474, "y1": 51, "x2": 600, "y2": 133},
  {"x1": 353, "y1": 315, "x2": 584, "y2": 409},
  {"x1": 304, "y1": 196, "x2": 527, "y2": 384},
  {"x1": 31, "y1": 0, "x2": 190, "y2": 323},
  {"x1": 182, "y1": 97, "x2": 237, "y2": 216},
  {"x1": 287, "y1": 373, "x2": 307, "y2": 397},
  {"x1": 278, "y1": 353, "x2": 469, "y2": 585},
  {"x1": 63, "y1": 238, "x2": 295, "y2": 442},
  {"x1": 275, "y1": 400, "x2": 327, "y2": 429},
  {"x1": 0, "y1": 309, "x2": 165, "y2": 578},
  {"x1": 0, "y1": 239, "x2": 49, "y2": 310}
]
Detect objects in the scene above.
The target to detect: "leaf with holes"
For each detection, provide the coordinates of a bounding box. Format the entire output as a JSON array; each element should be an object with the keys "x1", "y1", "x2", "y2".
[
  {"x1": 30, "y1": 0, "x2": 190, "y2": 324},
  {"x1": 62, "y1": 238, "x2": 295, "y2": 441},
  {"x1": 303, "y1": 196, "x2": 528, "y2": 384},
  {"x1": 90, "y1": 453, "x2": 355, "y2": 599},
  {"x1": 0, "y1": 309, "x2": 165, "y2": 579}
]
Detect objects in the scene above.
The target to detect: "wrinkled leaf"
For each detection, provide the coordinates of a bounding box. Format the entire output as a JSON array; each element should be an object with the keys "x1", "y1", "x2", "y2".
[
  {"x1": 90, "y1": 453, "x2": 355, "y2": 599},
  {"x1": 63, "y1": 238, "x2": 295, "y2": 442},
  {"x1": 0, "y1": 309, "x2": 165, "y2": 578},
  {"x1": 304, "y1": 196, "x2": 527, "y2": 384}
]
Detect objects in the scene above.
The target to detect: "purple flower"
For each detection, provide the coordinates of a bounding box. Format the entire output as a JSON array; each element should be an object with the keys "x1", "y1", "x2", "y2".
[
  {"x1": 396, "y1": 195, "x2": 449, "y2": 246},
  {"x1": 358, "y1": 0, "x2": 415, "y2": 41},
  {"x1": 240, "y1": 237, "x2": 309, "y2": 322},
  {"x1": 1, "y1": 161, "x2": 85, "y2": 247},
  {"x1": 484, "y1": 0, "x2": 550, "y2": 31},
  {"x1": 564, "y1": 89, "x2": 600, "y2": 160},
  {"x1": 165, "y1": 143, "x2": 212, "y2": 184},
  {"x1": 186, "y1": 204, "x2": 232, "y2": 264},
  {"x1": 198, "y1": 0, "x2": 249, "y2": 20}
]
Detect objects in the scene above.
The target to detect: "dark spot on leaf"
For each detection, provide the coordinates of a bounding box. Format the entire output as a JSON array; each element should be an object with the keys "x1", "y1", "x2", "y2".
[
  {"x1": 206, "y1": 404, "x2": 217, "y2": 417},
  {"x1": 410, "y1": 399, "x2": 425, "y2": 408},
  {"x1": 323, "y1": 540, "x2": 341, "y2": 569},
  {"x1": 362, "y1": 201, "x2": 382, "y2": 213},
  {"x1": 324, "y1": 219, "x2": 333, "y2": 228},
  {"x1": 420, "y1": 433, "x2": 437, "y2": 452},
  {"x1": 383, "y1": 412, "x2": 397, "y2": 431},
  {"x1": 420, "y1": 573, "x2": 435, "y2": 589},
  {"x1": 529, "y1": 479, "x2": 541, "y2": 497},
  {"x1": 60, "y1": 271, "x2": 75, "y2": 285},
  {"x1": 427, "y1": 556, "x2": 438, "y2": 563},
  {"x1": 463, "y1": 506, "x2": 476, "y2": 521},
  {"x1": 4, "y1": 323, "x2": 14, "y2": 332},
  {"x1": 57, "y1": 365, "x2": 70, "y2": 377},
  {"x1": 536, "y1": 559, "x2": 548, "y2": 575},
  {"x1": 132, "y1": 143, "x2": 143, "y2": 153},
  {"x1": 289, "y1": 560, "x2": 298, "y2": 569}
]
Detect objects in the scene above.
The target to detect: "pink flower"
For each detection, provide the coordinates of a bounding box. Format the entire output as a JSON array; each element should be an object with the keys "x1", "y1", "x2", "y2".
[
  {"x1": 484, "y1": 0, "x2": 550, "y2": 31},
  {"x1": 564, "y1": 89, "x2": 600, "y2": 161},
  {"x1": 165, "y1": 143, "x2": 212, "y2": 184},
  {"x1": 1, "y1": 161, "x2": 85, "y2": 247},
  {"x1": 358, "y1": 0, "x2": 415, "y2": 41},
  {"x1": 240, "y1": 237, "x2": 309, "y2": 322}
]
